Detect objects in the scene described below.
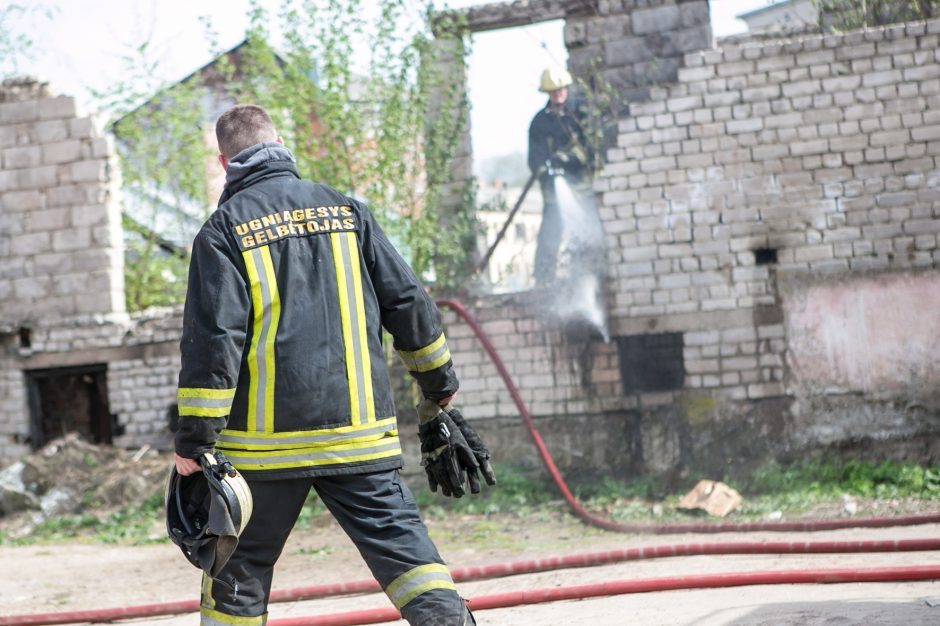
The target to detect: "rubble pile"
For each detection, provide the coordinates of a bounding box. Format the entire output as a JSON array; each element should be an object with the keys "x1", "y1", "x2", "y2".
[{"x1": 0, "y1": 433, "x2": 170, "y2": 537}]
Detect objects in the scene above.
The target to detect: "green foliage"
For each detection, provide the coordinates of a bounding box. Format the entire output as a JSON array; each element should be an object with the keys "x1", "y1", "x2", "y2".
[
  {"x1": 294, "y1": 490, "x2": 329, "y2": 529},
  {"x1": 574, "y1": 58, "x2": 629, "y2": 178},
  {"x1": 297, "y1": 544, "x2": 334, "y2": 559},
  {"x1": 747, "y1": 459, "x2": 940, "y2": 498},
  {"x1": 2, "y1": 494, "x2": 165, "y2": 546},
  {"x1": 815, "y1": 0, "x2": 940, "y2": 31},
  {"x1": 92, "y1": 37, "x2": 213, "y2": 312},
  {"x1": 100, "y1": 0, "x2": 474, "y2": 311},
  {"x1": 0, "y1": 4, "x2": 56, "y2": 77}
]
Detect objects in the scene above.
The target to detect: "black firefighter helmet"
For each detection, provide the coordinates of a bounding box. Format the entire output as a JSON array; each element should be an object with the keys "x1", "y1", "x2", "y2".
[{"x1": 165, "y1": 451, "x2": 253, "y2": 577}]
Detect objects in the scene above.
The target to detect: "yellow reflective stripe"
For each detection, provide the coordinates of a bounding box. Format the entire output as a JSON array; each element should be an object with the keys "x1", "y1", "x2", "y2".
[
  {"x1": 243, "y1": 249, "x2": 264, "y2": 431},
  {"x1": 178, "y1": 388, "x2": 236, "y2": 418},
  {"x1": 397, "y1": 333, "x2": 451, "y2": 373},
  {"x1": 217, "y1": 436, "x2": 402, "y2": 470},
  {"x1": 331, "y1": 232, "x2": 359, "y2": 424},
  {"x1": 217, "y1": 418, "x2": 397, "y2": 450},
  {"x1": 331, "y1": 232, "x2": 375, "y2": 426},
  {"x1": 258, "y1": 246, "x2": 280, "y2": 434},
  {"x1": 243, "y1": 246, "x2": 280, "y2": 433},
  {"x1": 179, "y1": 405, "x2": 230, "y2": 418},
  {"x1": 200, "y1": 573, "x2": 214, "y2": 610},
  {"x1": 345, "y1": 232, "x2": 375, "y2": 423},
  {"x1": 178, "y1": 388, "x2": 236, "y2": 400},
  {"x1": 407, "y1": 333, "x2": 446, "y2": 359},
  {"x1": 221, "y1": 416, "x2": 397, "y2": 440},
  {"x1": 199, "y1": 606, "x2": 266, "y2": 625},
  {"x1": 385, "y1": 563, "x2": 455, "y2": 609},
  {"x1": 422, "y1": 349, "x2": 451, "y2": 372}
]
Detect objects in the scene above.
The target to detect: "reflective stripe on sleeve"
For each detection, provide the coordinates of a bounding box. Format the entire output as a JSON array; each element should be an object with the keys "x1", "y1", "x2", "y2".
[
  {"x1": 199, "y1": 606, "x2": 266, "y2": 625},
  {"x1": 397, "y1": 332, "x2": 451, "y2": 373},
  {"x1": 177, "y1": 387, "x2": 236, "y2": 418},
  {"x1": 331, "y1": 231, "x2": 375, "y2": 426},
  {"x1": 385, "y1": 563, "x2": 456, "y2": 610},
  {"x1": 242, "y1": 245, "x2": 281, "y2": 433}
]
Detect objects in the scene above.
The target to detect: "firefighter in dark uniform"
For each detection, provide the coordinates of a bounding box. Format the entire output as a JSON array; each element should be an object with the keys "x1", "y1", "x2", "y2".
[
  {"x1": 173, "y1": 104, "x2": 492, "y2": 626},
  {"x1": 527, "y1": 66, "x2": 593, "y2": 285}
]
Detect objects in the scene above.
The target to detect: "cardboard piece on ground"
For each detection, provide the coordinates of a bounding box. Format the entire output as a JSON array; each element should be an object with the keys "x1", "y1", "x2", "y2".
[{"x1": 677, "y1": 479, "x2": 742, "y2": 517}]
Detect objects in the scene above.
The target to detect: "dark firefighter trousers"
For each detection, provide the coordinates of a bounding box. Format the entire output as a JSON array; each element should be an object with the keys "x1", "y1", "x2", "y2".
[{"x1": 199, "y1": 469, "x2": 472, "y2": 626}]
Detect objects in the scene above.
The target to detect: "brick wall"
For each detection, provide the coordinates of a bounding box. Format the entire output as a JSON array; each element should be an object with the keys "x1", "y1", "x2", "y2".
[
  {"x1": 0, "y1": 78, "x2": 124, "y2": 325},
  {"x1": 442, "y1": 19, "x2": 940, "y2": 480}
]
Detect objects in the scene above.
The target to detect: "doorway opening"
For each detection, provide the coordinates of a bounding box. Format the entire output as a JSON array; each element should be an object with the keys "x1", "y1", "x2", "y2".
[
  {"x1": 25, "y1": 364, "x2": 114, "y2": 449},
  {"x1": 468, "y1": 19, "x2": 567, "y2": 293}
]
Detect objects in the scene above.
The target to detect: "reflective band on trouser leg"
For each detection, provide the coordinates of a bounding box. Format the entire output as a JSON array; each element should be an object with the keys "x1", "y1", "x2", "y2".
[
  {"x1": 331, "y1": 231, "x2": 374, "y2": 426},
  {"x1": 243, "y1": 245, "x2": 280, "y2": 433},
  {"x1": 397, "y1": 332, "x2": 451, "y2": 373},
  {"x1": 200, "y1": 606, "x2": 266, "y2": 626},
  {"x1": 178, "y1": 387, "x2": 236, "y2": 418},
  {"x1": 385, "y1": 563, "x2": 457, "y2": 610}
]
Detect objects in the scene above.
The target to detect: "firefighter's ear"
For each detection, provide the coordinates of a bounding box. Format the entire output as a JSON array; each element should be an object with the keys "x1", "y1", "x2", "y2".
[{"x1": 218, "y1": 154, "x2": 229, "y2": 172}]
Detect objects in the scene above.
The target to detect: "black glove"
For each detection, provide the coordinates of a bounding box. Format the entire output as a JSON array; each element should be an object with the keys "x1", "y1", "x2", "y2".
[
  {"x1": 417, "y1": 399, "x2": 479, "y2": 498},
  {"x1": 443, "y1": 405, "x2": 496, "y2": 494},
  {"x1": 550, "y1": 151, "x2": 569, "y2": 169}
]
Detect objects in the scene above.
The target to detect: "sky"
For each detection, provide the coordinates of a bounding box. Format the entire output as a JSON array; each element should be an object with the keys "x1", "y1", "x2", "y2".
[{"x1": 6, "y1": 0, "x2": 774, "y2": 167}]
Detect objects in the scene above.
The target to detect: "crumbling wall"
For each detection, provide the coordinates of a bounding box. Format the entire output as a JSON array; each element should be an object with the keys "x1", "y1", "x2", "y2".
[
  {"x1": 444, "y1": 18, "x2": 940, "y2": 480},
  {"x1": 0, "y1": 78, "x2": 183, "y2": 459},
  {"x1": 0, "y1": 78, "x2": 124, "y2": 324}
]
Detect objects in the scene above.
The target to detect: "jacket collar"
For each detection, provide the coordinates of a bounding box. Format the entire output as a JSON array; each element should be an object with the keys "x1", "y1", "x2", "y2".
[{"x1": 219, "y1": 142, "x2": 299, "y2": 205}]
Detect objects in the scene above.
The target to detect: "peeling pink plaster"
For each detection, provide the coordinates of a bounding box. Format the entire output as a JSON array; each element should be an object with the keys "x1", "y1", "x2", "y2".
[{"x1": 785, "y1": 272, "x2": 940, "y2": 392}]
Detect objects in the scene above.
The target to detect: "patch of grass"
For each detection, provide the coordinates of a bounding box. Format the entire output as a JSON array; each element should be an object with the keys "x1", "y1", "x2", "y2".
[
  {"x1": 730, "y1": 459, "x2": 940, "y2": 518},
  {"x1": 746, "y1": 459, "x2": 940, "y2": 498},
  {"x1": 295, "y1": 491, "x2": 329, "y2": 529},
  {"x1": 297, "y1": 544, "x2": 334, "y2": 560},
  {"x1": 2, "y1": 494, "x2": 165, "y2": 546}
]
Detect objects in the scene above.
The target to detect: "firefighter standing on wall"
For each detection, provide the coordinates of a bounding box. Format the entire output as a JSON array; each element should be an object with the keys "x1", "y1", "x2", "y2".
[
  {"x1": 527, "y1": 66, "x2": 594, "y2": 285},
  {"x1": 173, "y1": 104, "x2": 494, "y2": 626}
]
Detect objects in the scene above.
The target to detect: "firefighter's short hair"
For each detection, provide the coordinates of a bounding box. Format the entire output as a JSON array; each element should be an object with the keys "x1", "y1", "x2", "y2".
[{"x1": 216, "y1": 104, "x2": 277, "y2": 158}]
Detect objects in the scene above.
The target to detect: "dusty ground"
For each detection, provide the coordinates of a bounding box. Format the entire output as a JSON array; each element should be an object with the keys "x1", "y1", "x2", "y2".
[{"x1": 3, "y1": 509, "x2": 940, "y2": 625}]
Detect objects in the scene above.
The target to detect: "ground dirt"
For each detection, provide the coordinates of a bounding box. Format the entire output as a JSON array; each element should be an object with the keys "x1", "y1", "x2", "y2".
[
  {"x1": 2, "y1": 443, "x2": 940, "y2": 625},
  {"x1": 3, "y1": 509, "x2": 940, "y2": 624}
]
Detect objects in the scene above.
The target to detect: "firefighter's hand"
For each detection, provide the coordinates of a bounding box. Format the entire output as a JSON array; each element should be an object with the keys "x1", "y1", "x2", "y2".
[
  {"x1": 417, "y1": 399, "x2": 479, "y2": 498},
  {"x1": 174, "y1": 453, "x2": 201, "y2": 476},
  {"x1": 550, "y1": 151, "x2": 569, "y2": 169},
  {"x1": 442, "y1": 405, "x2": 496, "y2": 493}
]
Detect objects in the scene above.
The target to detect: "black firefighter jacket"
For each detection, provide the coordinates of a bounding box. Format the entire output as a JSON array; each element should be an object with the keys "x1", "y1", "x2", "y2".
[
  {"x1": 527, "y1": 97, "x2": 593, "y2": 188},
  {"x1": 175, "y1": 143, "x2": 458, "y2": 479}
]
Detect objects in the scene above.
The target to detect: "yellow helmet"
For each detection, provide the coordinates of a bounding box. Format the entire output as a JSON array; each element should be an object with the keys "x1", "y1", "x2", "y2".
[
  {"x1": 539, "y1": 66, "x2": 573, "y2": 92},
  {"x1": 166, "y1": 451, "x2": 253, "y2": 577}
]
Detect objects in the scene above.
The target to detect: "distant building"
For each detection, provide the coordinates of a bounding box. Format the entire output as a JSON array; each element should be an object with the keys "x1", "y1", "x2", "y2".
[{"x1": 737, "y1": 0, "x2": 818, "y2": 33}]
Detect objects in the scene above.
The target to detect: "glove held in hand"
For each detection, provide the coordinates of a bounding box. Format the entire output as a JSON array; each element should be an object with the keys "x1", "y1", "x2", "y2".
[
  {"x1": 443, "y1": 405, "x2": 497, "y2": 493},
  {"x1": 417, "y1": 399, "x2": 479, "y2": 498}
]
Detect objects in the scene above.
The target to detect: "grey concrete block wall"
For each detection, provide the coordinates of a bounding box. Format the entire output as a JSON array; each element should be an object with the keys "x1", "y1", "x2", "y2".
[
  {"x1": 566, "y1": 0, "x2": 712, "y2": 103},
  {"x1": 0, "y1": 78, "x2": 125, "y2": 327},
  {"x1": 440, "y1": 18, "x2": 940, "y2": 479}
]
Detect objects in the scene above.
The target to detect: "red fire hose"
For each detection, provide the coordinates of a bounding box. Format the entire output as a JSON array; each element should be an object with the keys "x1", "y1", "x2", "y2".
[
  {"x1": 5, "y1": 300, "x2": 940, "y2": 626},
  {"x1": 266, "y1": 564, "x2": 940, "y2": 626},
  {"x1": 4, "y1": 539, "x2": 940, "y2": 625},
  {"x1": 435, "y1": 298, "x2": 940, "y2": 533}
]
